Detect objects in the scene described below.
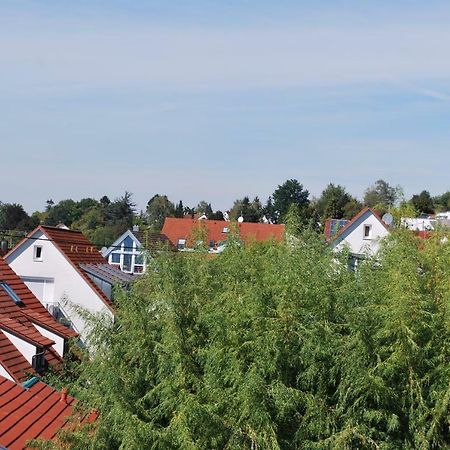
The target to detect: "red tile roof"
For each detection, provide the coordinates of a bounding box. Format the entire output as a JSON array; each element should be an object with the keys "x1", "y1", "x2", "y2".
[
  {"x1": 7, "y1": 226, "x2": 114, "y2": 310},
  {"x1": 0, "y1": 314, "x2": 55, "y2": 347},
  {"x1": 0, "y1": 257, "x2": 77, "y2": 340},
  {"x1": 162, "y1": 218, "x2": 285, "y2": 248},
  {"x1": 0, "y1": 375, "x2": 96, "y2": 450},
  {"x1": 0, "y1": 331, "x2": 35, "y2": 382},
  {"x1": 0, "y1": 257, "x2": 78, "y2": 381}
]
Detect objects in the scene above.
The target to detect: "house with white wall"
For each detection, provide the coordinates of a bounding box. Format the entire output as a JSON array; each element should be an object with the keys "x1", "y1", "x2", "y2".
[
  {"x1": 102, "y1": 225, "x2": 173, "y2": 274},
  {"x1": 0, "y1": 256, "x2": 78, "y2": 382},
  {"x1": 328, "y1": 208, "x2": 390, "y2": 262},
  {"x1": 5, "y1": 225, "x2": 132, "y2": 342}
]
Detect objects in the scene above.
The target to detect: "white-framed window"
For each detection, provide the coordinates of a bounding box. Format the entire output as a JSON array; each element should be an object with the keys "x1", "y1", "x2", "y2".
[
  {"x1": 108, "y1": 236, "x2": 146, "y2": 274},
  {"x1": 177, "y1": 239, "x2": 186, "y2": 250},
  {"x1": 363, "y1": 224, "x2": 372, "y2": 240},
  {"x1": 33, "y1": 245, "x2": 43, "y2": 261}
]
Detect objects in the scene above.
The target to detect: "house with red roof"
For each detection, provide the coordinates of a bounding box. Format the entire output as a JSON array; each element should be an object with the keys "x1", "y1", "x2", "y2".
[
  {"x1": 5, "y1": 225, "x2": 133, "y2": 341},
  {"x1": 161, "y1": 218, "x2": 285, "y2": 253},
  {"x1": 0, "y1": 375, "x2": 97, "y2": 450},
  {"x1": 0, "y1": 257, "x2": 78, "y2": 383},
  {"x1": 328, "y1": 207, "x2": 391, "y2": 259}
]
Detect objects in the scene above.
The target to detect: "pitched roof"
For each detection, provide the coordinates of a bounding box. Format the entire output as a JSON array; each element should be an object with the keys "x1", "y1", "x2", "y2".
[
  {"x1": 0, "y1": 257, "x2": 78, "y2": 340},
  {"x1": 0, "y1": 375, "x2": 97, "y2": 450},
  {"x1": 0, "y1": 314, "x2": 55, "y2": 347},
  {"x1": 328, "y1": 207, "x2": 390, "y2": 245},
  {"x1": 80, "y1": 263, "x2": 134, "y2": 284},
  {"x1": 0, "y1": 331, "x2": 35, "y2": 382},
  {"x1": 7, "y1": 226, "x2": 114, "y2": 310},
  {"x1": 162, "y1": 218, "x2": 285, "y2": 248}
]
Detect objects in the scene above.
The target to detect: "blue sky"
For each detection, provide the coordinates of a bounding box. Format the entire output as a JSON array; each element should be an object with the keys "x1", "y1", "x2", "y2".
[{"x1": 1, "y1": 1, "x2": 449, "y2": 213}]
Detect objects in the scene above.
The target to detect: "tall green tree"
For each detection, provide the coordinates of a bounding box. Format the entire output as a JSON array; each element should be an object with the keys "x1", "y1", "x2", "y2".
[
  {"x1": 363, "y1": 179, "x2": 401, "y2": 208},
  {"x1": 410, "y1": 190, "x2": 435, "y2": 215},
  {"x1": 146, "y1": 194, "x2": 175, "y2": 231},
  {"x1": 272, "y1": 179, "x2": 310, "y2": 223},
  {"x1": 315, "y1": 183, "x2": 360, "y2": 220}
]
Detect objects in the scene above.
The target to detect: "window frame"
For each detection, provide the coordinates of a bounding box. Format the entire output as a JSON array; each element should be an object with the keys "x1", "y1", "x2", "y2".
[{"x1": 33, "y1": 245, "x2": 43, "y2": 261}]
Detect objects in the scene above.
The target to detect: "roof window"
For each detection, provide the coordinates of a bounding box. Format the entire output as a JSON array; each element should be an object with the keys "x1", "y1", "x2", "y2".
[
  {"x1": 222, "y1": 227, "x2": 230, "y2": 233},
  {"x1": 0, "y1": 281, "x2": 24, "y2": 306}
]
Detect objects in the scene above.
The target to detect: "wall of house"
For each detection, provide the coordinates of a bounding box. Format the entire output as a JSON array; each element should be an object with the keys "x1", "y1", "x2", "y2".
[
  {"x1": 0, "y1": 364, "x2": 14, "y2": 382},
  {"x1": 6, "y1": 229, "x2": 114, "y2": 341},
  {"x1": 32, "y1": 323, "x2": 65, "y2": 357},
  {"x1": 333, "y1": 213, "x2": 389, "y2": 256},
  {"x1": 2, "y1": 330, "x2": 37, "y2": 364}
]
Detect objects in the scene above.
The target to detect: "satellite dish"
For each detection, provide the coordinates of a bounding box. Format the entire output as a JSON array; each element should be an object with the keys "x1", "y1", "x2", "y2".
[
  {"x1": 237, "y1": 216, "x2": 244, "y2": 223},
  {"x1": 382, "y1": 213, "x2": 394, "y2": 226}
]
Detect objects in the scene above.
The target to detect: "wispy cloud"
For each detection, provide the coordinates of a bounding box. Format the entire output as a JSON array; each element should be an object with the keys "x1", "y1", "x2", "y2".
[{"x1": 2, "y1": 12, "x2": 450, "y2": 94}]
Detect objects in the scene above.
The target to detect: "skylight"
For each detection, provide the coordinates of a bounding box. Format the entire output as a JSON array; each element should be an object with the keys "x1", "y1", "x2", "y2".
[{"x1": 0, "y1": 281, "x2": 24, "y2": 306}]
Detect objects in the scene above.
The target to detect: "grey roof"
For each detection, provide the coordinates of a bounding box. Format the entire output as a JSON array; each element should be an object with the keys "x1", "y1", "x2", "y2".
[{"x1": 79, "y1": 263, "x2": 134, "y2": 285}]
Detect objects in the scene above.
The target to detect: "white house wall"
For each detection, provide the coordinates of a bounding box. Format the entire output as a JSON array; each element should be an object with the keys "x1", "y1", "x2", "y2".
[
  {"x1": 333, "y1": 212, "x2": 389, "y2": 256},
  {"x1": 6, "y1": 229, "x2": 113, "y2": 340},
  {"x1": 0, "y1": 364, "x2": 14, "y2": 382},
  {"x1": 2, "y1": 330, "x2": 37, "y2": 365},
  {"x1": 32, "y1": 323, "x2": 65, "y2": 357}
]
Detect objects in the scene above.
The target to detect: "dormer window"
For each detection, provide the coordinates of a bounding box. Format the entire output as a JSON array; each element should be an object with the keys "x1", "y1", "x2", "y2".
[
  {"x1": 0, "y1": 281, "x2": 24, "y2": 306},
  {"x1": 34, "y1": 245, "x2": 43, "y2": 261},
  {"x1": 363, "y1": 224, "x2": 372, "y2": 240}
]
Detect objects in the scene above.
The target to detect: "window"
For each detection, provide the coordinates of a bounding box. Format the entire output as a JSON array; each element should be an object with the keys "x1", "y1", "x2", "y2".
[
  {"x1": 0, "y1": 281, "x2": 24, "y2": 306},
  {"x1": 222, "y1": 227, "x2": 230, "y2": 233},
  {"x1": 123, "y1": 236, "x2": 134, "y2": 252},
  {"x1": 111, "y1": 253, "x2": 121, "y2": 264},
  {"x1": 363, "y1": 224, "x2": 372, "y2": 239},
  {"x1": 34, "y1": 245, "x2": 43, "y2": 261},
  {"x1": 32, "y1": 350, "x2": 46, "y2": 373},
  {"x1": 177, "y1": 239, "x2": 186, "y2": 250},
  {"x1": 123, "y1": 254, "x2": 132, "y2": 272},
  {"x1": 209, "y1": 240, "x2": 215, "y2": 248}
]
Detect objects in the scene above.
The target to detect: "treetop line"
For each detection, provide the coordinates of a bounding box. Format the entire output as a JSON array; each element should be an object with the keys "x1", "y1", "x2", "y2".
[{"x1": 0, "y1": 179, "x2": 448, "y2": 249}]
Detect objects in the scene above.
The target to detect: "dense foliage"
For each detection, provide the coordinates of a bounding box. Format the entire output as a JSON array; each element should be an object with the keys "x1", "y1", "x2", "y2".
[{"x1": 50, "y1": 228, "x2": 450, "y2": 449}]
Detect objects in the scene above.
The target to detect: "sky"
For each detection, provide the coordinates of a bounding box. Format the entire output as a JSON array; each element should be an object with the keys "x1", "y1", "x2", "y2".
[{"x1": 1, "y1": 0, "x2": 449, "y2": 213}]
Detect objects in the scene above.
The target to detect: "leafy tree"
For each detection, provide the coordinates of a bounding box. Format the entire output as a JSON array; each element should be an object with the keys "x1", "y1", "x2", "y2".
[
  {"x1": 196, "y1": 201, "x2": 213, "y2": 217},
  {"x1": 363, "y1": 179, "x2": 401, "y2": 208},
  {"x1": 44, "y1": 199, "x2": 81, "y2": 227},
  {"x1": 433, "y1": 191, "x2": 450, "y2": 212},
  {"x1": 272, "y1": 179, "x2": 310, "y2": 224},
  {"x1": 0, "y1": 203, "x2": 38, "y2": 231},
  {"x1": 146, "y1": 194, "x2": 175, "y2": 231},
  {"x1": 315, "y1": 183, "x2": 357, "y2": 220},
  {"x1": 229, "y1": 196, "x2": 262, "y2": 222},
  {"x1": 174, "y1": 200, "x2": 184, "y2": 218},
  {"x1": 41, "y1": 227, "x2": 450, "y2": 450},
  {"x1": 410, "y1": 190, "x2": 435, "y2": 215}
]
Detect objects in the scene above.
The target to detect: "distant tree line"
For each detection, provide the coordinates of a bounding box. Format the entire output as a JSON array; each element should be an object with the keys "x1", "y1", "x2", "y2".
[{"x1": 0, "y1": 180, "x2": 449, "y2": 246}]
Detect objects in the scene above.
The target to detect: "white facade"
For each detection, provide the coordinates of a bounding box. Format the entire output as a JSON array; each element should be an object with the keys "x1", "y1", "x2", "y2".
[
  {"x1": 0, "y1": 364, "x2": 13, "y2": 381},
  {"x1": 6, "y1": 229, "x2": 113, "y2": 341},
  {"x1": 2, "y1": 329, "x2": 38, "y2": 365},
  {"x1": 332, "y1": 209, "x2": 390, "y2": 256},
  {"x1": 32, "y1": 323, "x2": 65, "y2": 357}
]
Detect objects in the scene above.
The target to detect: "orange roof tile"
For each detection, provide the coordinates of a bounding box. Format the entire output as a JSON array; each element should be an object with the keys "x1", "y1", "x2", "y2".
[
  {"x1": 0, "y1": 257, "x2": 78, "y2": 340},
  {"x1": 0, "y1": 314, "x2": 55, "y2": 348},
  {"x1": 0, "y1": 375, "x2": 96, "y2": 450},
  {"x1": 162, "y1": 218, "x2": 285, "y2": 248}
]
